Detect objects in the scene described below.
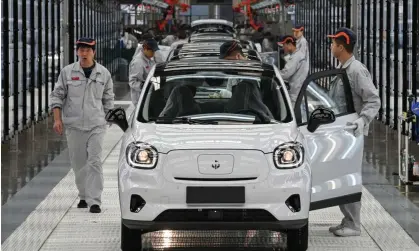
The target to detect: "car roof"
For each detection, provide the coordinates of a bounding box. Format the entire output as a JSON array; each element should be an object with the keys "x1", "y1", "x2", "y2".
[
  {"x1": 167, "y1": 42, "x2": 261, "y2": 62},
  {"x1": 189, "y1": 36, "x2": 235, "y2": 42},
  {"x1": 191, "y1": 19, "x2": 233, "y2": 28},
  {"x1": 188, "y1": 36, "x2": 254, "y2": 45},
  {"x1": 156, "y1": 58, "x2": 273, "y2": 74},
  {"x1": 178, "y1": 45, "x2": 253, "y2": 54},
  {"x1": 191, "y1": 32, "x2": 233, "y2": 37},
  {"x1": 170, "y1": 40, "x2": 256, "y2": 56},
  {"x1": 190, "y1": 32, "x2": 235, "y2": 38}
]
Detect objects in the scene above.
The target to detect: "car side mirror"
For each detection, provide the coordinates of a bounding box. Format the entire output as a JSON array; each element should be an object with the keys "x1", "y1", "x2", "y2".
[
  {"x1": 105, "y1": 107, "x2": 129, "y2": 132},
  {"x1": 307, "y1": 107, "x2": 336, "y2": 133}
]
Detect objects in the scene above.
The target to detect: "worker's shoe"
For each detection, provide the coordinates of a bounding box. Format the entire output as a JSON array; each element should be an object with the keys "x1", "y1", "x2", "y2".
[
  {"x1": 77, "y1": 200, "x2": 88, "y2": 208},
  {"x1": 329, "y1": 224, "x2": 344, "y2": 232},
  {"x1": 90, "y1": 204, "x2": 101, "y2": 213},
  {"x1": 332, "y1": 226, "x2": 361, "y2": 237}
]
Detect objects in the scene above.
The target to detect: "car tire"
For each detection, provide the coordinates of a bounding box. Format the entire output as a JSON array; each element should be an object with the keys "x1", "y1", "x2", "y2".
[
  {"x1": 121, "y1": 221, "x2": 143, "y2": 251},
  {"x1": 286, "y1": 223, "x2": 309, "y2": 251}
]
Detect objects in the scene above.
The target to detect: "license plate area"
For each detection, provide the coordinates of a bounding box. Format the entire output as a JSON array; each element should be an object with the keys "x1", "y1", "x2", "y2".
[{"x1": 186, "y1": 186, "x2": 245, "y2": 204}]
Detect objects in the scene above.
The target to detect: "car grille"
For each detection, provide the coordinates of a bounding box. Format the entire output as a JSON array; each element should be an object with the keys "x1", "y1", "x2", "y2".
[
  {"x1": 174, "y1": 177, "x2": 257, "y2": 181},
  {"x1": 153, "y1": 209, "x2": 277, "y2": 222}
]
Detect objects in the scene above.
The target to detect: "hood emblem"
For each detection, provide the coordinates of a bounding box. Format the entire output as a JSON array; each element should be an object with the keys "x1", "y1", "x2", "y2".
[{"x1": 212, "y1": 160, "x2": 220, "y2": 169}]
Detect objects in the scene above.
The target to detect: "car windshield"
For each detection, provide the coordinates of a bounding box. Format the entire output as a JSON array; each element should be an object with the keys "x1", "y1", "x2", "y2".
[{"x1": 137, "y1": 71, "x2": 292, "y2": 125}]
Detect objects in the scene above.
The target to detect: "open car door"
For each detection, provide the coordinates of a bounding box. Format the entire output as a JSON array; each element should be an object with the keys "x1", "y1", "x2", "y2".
[{"x1": 294, "y1": 69, "x2": 363, "y2": 211}]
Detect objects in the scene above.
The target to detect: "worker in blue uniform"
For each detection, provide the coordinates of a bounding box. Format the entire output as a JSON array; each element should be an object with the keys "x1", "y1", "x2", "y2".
[
  {"x1": 50, "y1": 37, "x2": 115, "y2": 213},
  {"x1": 327, "y1": 28, "x2": 381, "y2": 236}
]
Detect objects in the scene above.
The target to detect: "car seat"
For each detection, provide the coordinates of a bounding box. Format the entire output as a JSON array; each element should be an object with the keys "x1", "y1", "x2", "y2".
[
  {"x1": 159, "y1": 85, "x2": 201, "y2": 117},
  {"x1": 225, "y1": 81, "x2": 273, "y2": 121},
  {"x1": 149, "y1": 89, "x2": 166, "y2": 118}
]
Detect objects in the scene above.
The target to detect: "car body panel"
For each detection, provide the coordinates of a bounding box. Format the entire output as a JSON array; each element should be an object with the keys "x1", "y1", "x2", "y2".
[
  {"x1": 130, "y1": 122, "x2": 298, "y2": 154},
  {"x1": 300, "y1": 114, "x2": 363, "y2": 208},
  {"x1": 118, "y1": 151, "x2": 311, "y2": 222},
  {"x1": 294, "y1": 69, "x2": 364, "y2": 210}
]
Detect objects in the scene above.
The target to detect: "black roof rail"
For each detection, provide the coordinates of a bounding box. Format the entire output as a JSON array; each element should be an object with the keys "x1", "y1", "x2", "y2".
[
  {"x1": 167, "y1": 48, "x2": 262, "y2": 62},
  {"x1": 182, "y1": 41, "x2": 254, "y2": 51}
]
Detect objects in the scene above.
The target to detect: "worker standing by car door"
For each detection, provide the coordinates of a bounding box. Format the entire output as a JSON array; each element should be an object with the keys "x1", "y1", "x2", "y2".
[
  {"x1": 327, "y1": 27, "x2": 380, "y2": 237},
  {"x1": 277, "y1": 35, "x2": 309, "y2": 106},
  {"x1": 128, "y1": 39, "x2": 159, "y2": 106},
  {"x1": 49, "y1": 37, "x2": 115, "y2": 213}
]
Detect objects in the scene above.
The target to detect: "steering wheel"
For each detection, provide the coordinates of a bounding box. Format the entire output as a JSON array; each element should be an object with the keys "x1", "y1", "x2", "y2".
[{"x1": 235, "y1": 109, "x2": 270, "y2": 124}]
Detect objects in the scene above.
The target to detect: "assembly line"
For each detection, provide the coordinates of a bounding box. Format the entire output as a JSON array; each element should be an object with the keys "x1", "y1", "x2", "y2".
[{"x1": 2, "y1": 0, "x2": 419, "y2": 250}]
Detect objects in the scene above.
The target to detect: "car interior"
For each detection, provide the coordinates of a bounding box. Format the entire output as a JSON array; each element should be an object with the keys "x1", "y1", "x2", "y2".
[{"x1": 139, "y1": 72, "x2": 293, "y2": 124}]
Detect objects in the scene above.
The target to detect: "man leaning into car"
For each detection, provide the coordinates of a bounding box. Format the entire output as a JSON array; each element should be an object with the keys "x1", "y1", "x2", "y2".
[
  {"x1": 219, "y1": 40, "x2": 247, "y2": 61},
  {"x1": 327, "y1": 27, "x2": 380, "y2": 237},
  {"x1": 49, "y1": 37, "x2": 115, "y2": 213},
  {"x1": 218, "y1": 40, "x2": 249, "y2": 97}
]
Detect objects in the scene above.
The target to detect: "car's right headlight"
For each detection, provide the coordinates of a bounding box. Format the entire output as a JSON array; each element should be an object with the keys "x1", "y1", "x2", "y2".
[
  {"x1": 273, "y1": 142, "x2": 304, "y2": 169},
  {"x1": 126, "y1": 142, "x2": 158, "y2": 169}
]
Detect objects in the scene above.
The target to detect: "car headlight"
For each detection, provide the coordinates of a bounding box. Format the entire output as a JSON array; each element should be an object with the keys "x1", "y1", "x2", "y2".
[
  {"x1": 273, "y1": 142, "x2": 304, "y2": 169},
  {"x1": 126, "y1": 142, "x2": 158, "y2": 169}
]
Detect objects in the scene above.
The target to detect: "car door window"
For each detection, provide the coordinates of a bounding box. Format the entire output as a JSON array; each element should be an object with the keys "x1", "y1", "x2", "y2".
[{"x1": 296, "y1": 70, "x2": 355, "y2": 124}]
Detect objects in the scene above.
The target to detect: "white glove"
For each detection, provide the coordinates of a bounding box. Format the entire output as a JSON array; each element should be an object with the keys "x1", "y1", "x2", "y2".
[
  {"x1": 347, "y1": 117, "x2": 365, "y2": 137},
  {"x1": 126, "y1": 40, "x2": 132, "y2": 49}
]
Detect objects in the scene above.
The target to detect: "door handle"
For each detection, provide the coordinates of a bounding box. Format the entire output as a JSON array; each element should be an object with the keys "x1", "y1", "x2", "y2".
[{"x1": 343, "y1": 124, "x2": 357, "y2": 131}]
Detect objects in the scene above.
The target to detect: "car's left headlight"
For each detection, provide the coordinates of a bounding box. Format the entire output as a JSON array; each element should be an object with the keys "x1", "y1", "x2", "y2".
[
  {"x1": 273, "y1": 142, "x2": 304, "y2": 169},
  {"x1": 126, "y1": 142, "x2": 158, "y2": 169}
]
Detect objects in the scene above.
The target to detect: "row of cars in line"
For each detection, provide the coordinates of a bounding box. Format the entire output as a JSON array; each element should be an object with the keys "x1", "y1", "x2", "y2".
[
  {"x1": 106, "y1": 19, "x2": 365, "y2": 251},
  {"x1": 156, "y1": 19, "x2": 282, "y2": 67}
]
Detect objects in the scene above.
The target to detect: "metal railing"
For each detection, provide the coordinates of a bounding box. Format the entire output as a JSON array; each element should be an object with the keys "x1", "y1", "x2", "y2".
[{"x1": 1, "y1": 0, "x2": 122, "y2": 142}]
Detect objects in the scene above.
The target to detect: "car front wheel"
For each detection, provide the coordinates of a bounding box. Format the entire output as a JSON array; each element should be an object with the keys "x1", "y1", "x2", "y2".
[
  {"x1": 121, "y1": 221, "x2": 143, "y2": 251},
  {"x1": 286, "y1": 223, "x2": 309, "y2": 251}
]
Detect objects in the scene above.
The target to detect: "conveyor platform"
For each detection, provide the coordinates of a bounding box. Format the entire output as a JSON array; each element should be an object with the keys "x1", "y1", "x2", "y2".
[{"x1": 2, "y1": 105, "x2": 419, "y2": 251}]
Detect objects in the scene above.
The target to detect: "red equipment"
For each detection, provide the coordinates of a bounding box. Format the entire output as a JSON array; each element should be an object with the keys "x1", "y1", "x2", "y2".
[
  {"x1": 232, "y1": 0, "x2": 262, "y2": 30},
  {"x1": 157, "y1": 0, "x2": 190, "y2": 31}
]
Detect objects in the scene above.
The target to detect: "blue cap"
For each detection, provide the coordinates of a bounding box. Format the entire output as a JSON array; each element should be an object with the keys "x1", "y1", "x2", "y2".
[
  {"x1": 76, "y1": 37, "x2": 96, "y2": 49},
  {"x1": 219, "y1": 40, "x2": 244, "y2": 59},
  {"x1": 277, "y1": 35, "x2": 296, "y2": 45},
  {"x1": 327, "y1": 27, "x2": 357, "y2": 45},
  {"x1": 143, "y1": 39, "x2": 159, "y2": 52},
  {"x1": 292, "y1": 25, "x2": 304, "y2": 31}
]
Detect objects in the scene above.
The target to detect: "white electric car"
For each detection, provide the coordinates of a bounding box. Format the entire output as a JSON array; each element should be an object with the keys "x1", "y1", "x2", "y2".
[{"x1": 107, "y1": 57, "x2": 364, "y2": 251}]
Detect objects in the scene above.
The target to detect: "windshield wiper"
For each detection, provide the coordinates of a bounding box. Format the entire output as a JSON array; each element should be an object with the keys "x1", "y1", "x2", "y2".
[{"x1": 152, "y1": 117, "x2": 218, "y2": 125}]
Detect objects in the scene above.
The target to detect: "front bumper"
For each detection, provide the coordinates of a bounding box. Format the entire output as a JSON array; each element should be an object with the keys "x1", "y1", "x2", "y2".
[
  {"x1": 119, "y1": 153, "x2": 311, "y2": 224},
  {"x1": 122, "y1": 218, "x2": 308, "y2": 233}
]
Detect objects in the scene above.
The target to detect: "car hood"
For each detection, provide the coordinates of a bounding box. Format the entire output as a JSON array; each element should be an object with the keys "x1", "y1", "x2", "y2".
[{"x1": 130, "y1": 122, "x2": 298, "y2": 153}]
